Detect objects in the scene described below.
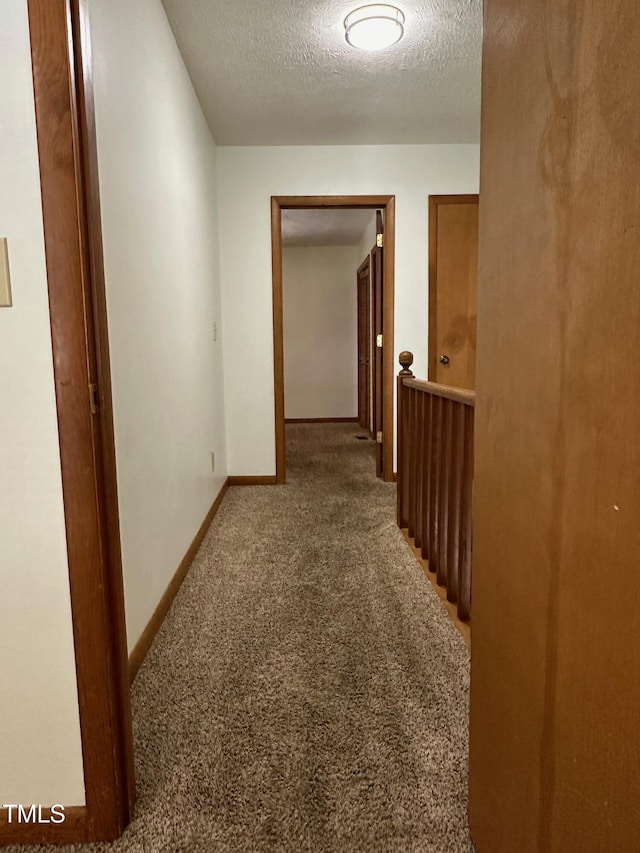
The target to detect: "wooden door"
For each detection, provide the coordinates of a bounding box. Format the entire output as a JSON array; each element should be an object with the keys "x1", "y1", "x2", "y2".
[
  {"x1": 469, "y1": 1, "x2": 640, "y2": 851},
  {"x1": 357, "y1": 257, "x2": 371, "y2": 431},
  {"x1": 429, "y1": 195, "x2": 479, "y2": 390},
  {"x1": 372, "y1": 211, "x2": 384, "y2": 477}
]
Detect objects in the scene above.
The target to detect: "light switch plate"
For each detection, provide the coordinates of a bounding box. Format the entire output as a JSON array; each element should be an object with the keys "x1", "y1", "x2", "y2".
[{"x1": 0, "y1": 239, "x2": 12, "y2": 307}]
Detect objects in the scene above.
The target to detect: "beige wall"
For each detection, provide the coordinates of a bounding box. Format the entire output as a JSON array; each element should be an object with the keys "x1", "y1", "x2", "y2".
[
  {"x1": 283, "y1": 246, "x2": 360, "y2": 420},
  {"x1": 90, "y1": 0, "x2": 228, "y2": 650},
  {"x1": 0, "y1": 1, "x2": 85, "y2": 806}
]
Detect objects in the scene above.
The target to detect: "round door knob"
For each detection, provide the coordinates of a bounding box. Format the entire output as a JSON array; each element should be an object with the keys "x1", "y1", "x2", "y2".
[{"x1": 440, "y1": 354, "x2": 450, "y2": 365}]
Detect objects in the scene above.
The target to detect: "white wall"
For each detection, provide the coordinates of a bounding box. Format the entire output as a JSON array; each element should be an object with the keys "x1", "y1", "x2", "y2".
[
  {"x1": 90, "y1": 0, "x2": 227, "y2": 649},
  {"x1": 283, "y1": 246, "x2": 360, "y2": 420},
  {"x1": 0, "y1": 2, "x2": 85, "y2": 806},
  {"x1": 217, "y1": 145, "x2": 480, "y2": 475}
]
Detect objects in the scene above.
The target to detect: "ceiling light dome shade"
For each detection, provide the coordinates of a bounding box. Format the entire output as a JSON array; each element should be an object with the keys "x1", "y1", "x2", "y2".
[{"x1": 344, "y1": 4, "x2": 405, "y2": 50}]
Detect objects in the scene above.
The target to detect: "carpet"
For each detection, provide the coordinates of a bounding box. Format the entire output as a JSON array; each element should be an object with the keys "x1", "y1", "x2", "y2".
[{"x1": 18, "y1": 423, "x2": 472, "y2": 852}]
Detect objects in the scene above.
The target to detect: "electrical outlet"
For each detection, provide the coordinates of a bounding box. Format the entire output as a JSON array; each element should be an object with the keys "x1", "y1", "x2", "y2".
[
  {"x1": 213, "y1": 321, "x2": 217, "y2": 342},
  {"x1": 210, "y1": 452, "x2": 216, "y2": 473}
]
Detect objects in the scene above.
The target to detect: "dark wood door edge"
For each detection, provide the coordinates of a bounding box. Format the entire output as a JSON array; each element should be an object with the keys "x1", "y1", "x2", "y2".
[
  {"x1": 25, "y1": 0, "x2": 134, "y2": 842},
  {"x1": 357, "y1": 259, "x2": 371, "y2": 430},
  {"x1": 272, "y1": 195, "x2": 396, "y2": 483},
  {"x1": 72, "y1": 0, "x2": 135, "y2": 820}
]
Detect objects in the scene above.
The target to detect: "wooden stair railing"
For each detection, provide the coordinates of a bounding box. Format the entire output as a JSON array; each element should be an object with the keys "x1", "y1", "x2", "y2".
[{"x1": 397, "y1": 351, "x2": 475, "y2": 621}]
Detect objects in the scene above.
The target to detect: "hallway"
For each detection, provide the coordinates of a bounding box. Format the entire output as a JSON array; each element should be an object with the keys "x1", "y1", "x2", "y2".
[{"x1": 27, "y1": 425, "x2": 471, "y2": 852}]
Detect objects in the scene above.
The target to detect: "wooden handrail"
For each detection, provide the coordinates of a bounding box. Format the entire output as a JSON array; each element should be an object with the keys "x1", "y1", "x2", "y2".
[
  {"x1": 401, "y1": 377, "x2": 476, "y2": 408},
  {"x1": 397, "y1": 350, "x2": 474, "y2": 623}
]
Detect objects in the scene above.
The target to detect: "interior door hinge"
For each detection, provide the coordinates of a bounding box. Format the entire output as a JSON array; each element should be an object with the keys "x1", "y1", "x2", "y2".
[
  {"x1": 89, "y1": 383, "x2": 99, "y2": 415},
  {"x1": 376, "y1": 333, "x2": 383, "y2": 348},
  {"x1": 376, "y1": 233, "x2": 384, "y2": 248},
  {"x1": 376, "y1": 431, "x2": 383, "y2": 444}
]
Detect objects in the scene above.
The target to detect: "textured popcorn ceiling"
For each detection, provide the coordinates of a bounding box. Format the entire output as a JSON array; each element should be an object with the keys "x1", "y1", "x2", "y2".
[
  {"x1": 160, "y1": 0, "x2": 482, "y2": 145},
  {"x1": 282, "y1": 209, "x2": 376, "y2": 246}
]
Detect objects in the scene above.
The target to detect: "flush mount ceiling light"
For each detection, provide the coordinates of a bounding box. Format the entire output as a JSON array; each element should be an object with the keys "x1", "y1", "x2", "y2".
[{"x1": 344, "y1": 4, "x2": 405, "y2": 51}]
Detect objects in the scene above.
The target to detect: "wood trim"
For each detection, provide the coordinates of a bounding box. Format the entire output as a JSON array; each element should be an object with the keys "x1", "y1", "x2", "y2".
[
  {"x1": 0, "y1": 806, "x2": 88, "y2": 846},
  {"x1": 23, "y1": 0, "x2": 134, "y2": 843},
  {"x1": 401, "y1": 530, "x2": 470, "y2": 648},
  {"x1": 285, "y1": 417, "x2": 358, "y2": 424},
  {"x1": 428, "y1": 194, "x2": 479, "y2": 382},
  {"x1": 228, "y1": 475, "x2": 279, "y2": 486},
  {"x1": 271, "y1": 195, "x2": 396, "y2": 483},
  {"x1": 402, "y1": 377, "x2": 476, "y2": 407},
  {"x1": 128, "y1": 479, "x2": 230, "y2": 684},
  {"x1": 271, "y1": 198, "x2": 286, "y2": 485},
  {"x1": 274, "y1": 195, "x2": 394, "y2": 209}
]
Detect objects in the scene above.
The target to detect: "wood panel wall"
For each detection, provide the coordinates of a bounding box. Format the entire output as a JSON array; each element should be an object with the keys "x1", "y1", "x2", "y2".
[{"x1": 469, "y1": 1, "x2": 640, "y2": 850}]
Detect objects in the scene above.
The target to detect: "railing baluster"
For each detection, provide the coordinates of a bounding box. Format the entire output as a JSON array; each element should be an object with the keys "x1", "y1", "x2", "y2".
[
  {"x1": 458, "y1": 406, "x2": 474, "y2": 621},
  {"x1": 437, "y1": 398, "x2": 452, "y2": 589},
  {"x1": 401, "y1": 382, "x2": 411, "y2": 526},
  {"x1": 429, "y1": 395, "x2": 442, "y2": 577},
  {"x1": 447, "y1": 403, "x2": 464, "y2": 604},
  {"x1": 414, "y1": 392, "x2": 425, "y2": 550},
  {"x1": 408, "y1": 388, "x2": 418, "y2": 539},
  {"x1": 420, "y1": 394, "x2": 432, "y2": 561},
  {"x1": 406, "y1": 387, "x2": 413, "y2": 533}
]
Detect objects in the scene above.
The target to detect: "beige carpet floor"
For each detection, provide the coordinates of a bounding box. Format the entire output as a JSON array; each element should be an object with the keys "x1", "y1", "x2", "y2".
[{"x1": 19, "y1": 424, "x2": 472, "y2": 853}]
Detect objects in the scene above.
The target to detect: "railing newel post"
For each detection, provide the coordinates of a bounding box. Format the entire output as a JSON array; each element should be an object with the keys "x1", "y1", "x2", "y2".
[{"x1": 397, "y1": 351, "x2": 414, "y2": 528}]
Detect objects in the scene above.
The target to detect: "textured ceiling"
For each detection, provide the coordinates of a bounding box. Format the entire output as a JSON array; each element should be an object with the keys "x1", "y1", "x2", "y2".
[
  {"x1": 282, "y1": 209, "x2": 376, "y2": 246},
  {"x1": 160, "y1": 0, "x2": 482, "y2": 146}
]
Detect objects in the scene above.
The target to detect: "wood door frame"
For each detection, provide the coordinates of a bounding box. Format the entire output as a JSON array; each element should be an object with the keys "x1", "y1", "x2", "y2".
[
  {"x1": 3, "y1": 1, "x2": 136, "y2": 845},
  {"x1": 371, "y1": 229, "x2": 385, "y2": 477},
  {"x1": 356, "y1": 254, "x2": 371, "y2": 432},
  {"x1": 428, "y1": 194, "x2": 480, "y2": 381},
  {"x1": 271, "y1": 195, "x2": 396, "y2": 484}
]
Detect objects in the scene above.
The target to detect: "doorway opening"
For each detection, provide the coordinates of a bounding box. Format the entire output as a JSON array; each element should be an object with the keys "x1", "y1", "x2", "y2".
[{"x1": 271, "y1": 196, "x2": 396, "y2": 484}]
